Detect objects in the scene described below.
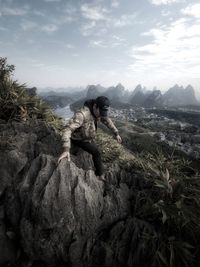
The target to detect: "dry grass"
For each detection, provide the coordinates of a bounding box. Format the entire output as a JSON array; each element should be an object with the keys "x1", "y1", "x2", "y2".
[
  {"x1": 0, "y1": 78, "x2": 63, "y2": 130},
  {"x1": 96, "y1": 129, "x2": 200, "y2": 267}
]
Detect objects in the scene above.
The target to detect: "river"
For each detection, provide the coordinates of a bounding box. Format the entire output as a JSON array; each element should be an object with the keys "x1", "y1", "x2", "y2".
[{"x1": 54, "y1": 105, "x2": 74, "y2": 120}]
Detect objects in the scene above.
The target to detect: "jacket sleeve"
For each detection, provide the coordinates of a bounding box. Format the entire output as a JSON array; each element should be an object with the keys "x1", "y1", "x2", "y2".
[
  {"x1": 62, "y1": 112, "x2": 84, "y2": 151},
  {"x1": 100, "y1": 117, "x2": 119, "y2": 136}
]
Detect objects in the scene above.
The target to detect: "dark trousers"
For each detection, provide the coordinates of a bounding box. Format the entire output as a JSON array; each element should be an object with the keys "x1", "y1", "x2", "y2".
[{"x1": 71, "y1": 139, "x2": 104, "y2": 176}]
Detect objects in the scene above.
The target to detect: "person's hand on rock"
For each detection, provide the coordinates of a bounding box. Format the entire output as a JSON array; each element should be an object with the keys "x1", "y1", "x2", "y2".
[
  {"x1": 116, "y1": 134, "x2": 122, "y2": 144},
  {"x1": 58, "y1": 151, "x2": 70, "y2": 164}
]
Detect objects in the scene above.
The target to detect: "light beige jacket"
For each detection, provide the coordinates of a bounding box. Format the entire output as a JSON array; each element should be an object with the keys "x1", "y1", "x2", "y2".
[{"x1": 62, "y1": 106, "x2": 118, "y2": 151}]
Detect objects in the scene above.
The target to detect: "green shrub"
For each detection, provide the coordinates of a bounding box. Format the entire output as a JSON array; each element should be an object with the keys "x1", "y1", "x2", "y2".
[{"x1": 0, "y1": 78, "x2": 63, "y2": 129}]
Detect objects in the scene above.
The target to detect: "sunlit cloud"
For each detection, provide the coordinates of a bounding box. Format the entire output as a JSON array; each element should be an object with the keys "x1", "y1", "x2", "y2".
[
  {"x1": 89, "y1": 40, "x2": 107, "y2": 48},
  {"x1": 112, "y1": 35, "x2": 126, "y2": 43},
  {"x1": 89, "y1": 35, "x2": 127, "y2": 48},
  {"x1": 149, "y1": 0, "x2": 183, "y2": 5},
  {"x1": 112, "y1": 14, "x2": 136, "y2": 27},
  {"x1": 80, "y1": 12, "x2": 136, "y2": 37},
  {"x1": 181, "y1": 3, "x2": 200, "y2": 18},
  {"x1": 129, "y1": 18, "x2": 200, "y2": 80},
  {"x1": 161, "y1": 10, "x2": 172, "y2": 16},
  {"x1": 81, "y1": 3, "x2": 109, "y2": 21}
]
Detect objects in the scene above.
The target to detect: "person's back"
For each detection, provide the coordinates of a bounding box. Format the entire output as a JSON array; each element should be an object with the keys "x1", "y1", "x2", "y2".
[{"x1": 65, "y1": 104, "x2": 96, "y2": 143}]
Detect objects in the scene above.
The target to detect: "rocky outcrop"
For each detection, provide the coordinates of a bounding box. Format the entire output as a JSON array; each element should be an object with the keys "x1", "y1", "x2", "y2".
[
  {"x1": 163, "y1": 84, "x2": 198, "y2": 106},
  {"x1": 143, "y1": 90, "x2": 163, "y2": 107},
  {"x1": 86, "y1": 84, "x2": 106, "y2": 99},
  {"x1": 130, "y1": 91, "x2": 147, "y2": 106},
  {"x1": 0, "y1": 121, "x2": 149, "y2": 267},
  {"x1": 104, "y1": 83, "x2": 126, "y2": 101}
]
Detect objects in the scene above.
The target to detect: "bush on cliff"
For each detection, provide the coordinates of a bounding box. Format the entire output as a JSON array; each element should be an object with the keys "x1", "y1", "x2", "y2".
[{"x1": 0, "y1": 57, "x2": 62, "y2": 129}]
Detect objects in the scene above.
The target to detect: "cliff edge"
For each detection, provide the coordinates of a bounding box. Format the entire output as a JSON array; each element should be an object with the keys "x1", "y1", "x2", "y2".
[{"x1": 0, "y1": 121, "x2": 142, "y2": 267}]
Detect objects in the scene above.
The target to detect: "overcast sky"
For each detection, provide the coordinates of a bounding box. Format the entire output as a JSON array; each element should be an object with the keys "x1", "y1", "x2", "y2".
[{"x1": 0, "y1": 0, "x2": 200, "y2": 91}]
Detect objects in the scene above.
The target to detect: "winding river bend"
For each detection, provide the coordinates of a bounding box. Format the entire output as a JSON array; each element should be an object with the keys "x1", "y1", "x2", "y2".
[{"x1": 54, "y1": 105, "x2": 74, "y2": 120}]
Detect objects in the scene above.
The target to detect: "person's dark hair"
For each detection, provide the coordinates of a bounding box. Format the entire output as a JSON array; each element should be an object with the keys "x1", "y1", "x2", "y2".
[{"x1": 95, "y1": 96, "x2": 110, "y2": 117}]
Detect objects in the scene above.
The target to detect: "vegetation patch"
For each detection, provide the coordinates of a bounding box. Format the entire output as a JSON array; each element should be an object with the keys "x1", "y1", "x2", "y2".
[
  {"x1": 96, "y1": 129, "x2": 200, "y2": 267},
  {"x1": 0, "y1": 57, "x2": 63, "y2": 130}
]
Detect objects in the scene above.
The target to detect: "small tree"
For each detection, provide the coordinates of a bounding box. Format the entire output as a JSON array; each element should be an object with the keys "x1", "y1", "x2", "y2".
[{"x1": 0, "y1": 57, "x2": 15, "y2": 81}]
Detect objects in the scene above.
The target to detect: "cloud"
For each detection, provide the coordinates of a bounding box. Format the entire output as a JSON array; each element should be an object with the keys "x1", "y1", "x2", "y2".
[
  {"x1": 111, "y1": 0, "x2": 120, "y2": 8},
  {"x1": 112, "y1": 35, "x2": 126, "y2": 42},
  {"x1": 129, "y1": 18, "x2": 200, "y2": 79},
  {"x1": 80, "y1": 21, "x2": 97, "y2": 36},
  {"x1": 46, "y1": 40, "x2": 75, "y2": 49},
  {"x1": 110, "y1": 35, "x2": 127, "y2": 47},
  {"x1": 181, "y1": 3, "x2": 200, "y2": 18},
  {"x1": 149, "y1": 0, "x2": 182, "y2": 5},
  {"x1": 20, "y1": 20, "x2": 38, "y2": 31},
  {"x1": 5, "y1": 0, "x2": 14, "y2": 3},
  {"x1": 62, "y1": 4, "x2": 77, "y2": 15},
  {"x1": 41, "y1": 24, "x2": 58, "y2": 33},
  {"x1": 81, "y1": 3, "x2": 109, "y2": 21},
  {"x1": 1, "y1": 6, "x2": 29, "y2": 16},
  {"x1": 19, "y1": 10, "x2": 74, "y2": 33},
  {"x1": 89, "y1": 40, "x2": 107, "y2": 48},
  {"x1": 65, "y1": 44, "x2": 74, "y2": 49},
  {"x1": 33, "y1": 10, "x2": 46, "y2": 17},
  {"x1": 79, "y1": 1, "x2": 137, "y2": 37},
  {"x1": 89, "y1": 35, "x2": 127, "y2": 48},
  {"x1": 161, "y1": 10, "x2": 172, "y2": 16},
  {"x1": 112, "y1": 14, "x2": 136, "y2": 27},
  {"x1": 0, "y1": 26, "x2": 7, "y2": 31},
  {"x1": 43, "y1": 0, "x2": 61, "y2": 2},
  {"x1": 52, "y1": 15, "x2": 75, "y2": 26},
  {"x1": 49, "y1": 5, "x2": 77, "y2": 26},
  {"x1": 80, "y1": 11, "x2": 136, "y2": 37}
]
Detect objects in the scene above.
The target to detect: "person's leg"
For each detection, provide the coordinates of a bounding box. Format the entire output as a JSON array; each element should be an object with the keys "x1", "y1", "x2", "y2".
[
  {"x1": 71, "y1": 139, "x2": 104, "y2": 176},
  {"x1": 70, "y1": 140, "x2": 80, "y2": 155}
]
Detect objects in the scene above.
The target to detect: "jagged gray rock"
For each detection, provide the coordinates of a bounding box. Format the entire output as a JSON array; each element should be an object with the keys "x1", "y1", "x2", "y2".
[{"x1": 0, "y1": 121, "x2": 147, "y2": 267}]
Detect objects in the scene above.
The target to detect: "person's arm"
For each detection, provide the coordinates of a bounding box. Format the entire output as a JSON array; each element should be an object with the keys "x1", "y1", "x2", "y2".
[
  {"x1": 100, "y1": 117, "x2": 122, "y2": 143},
  {"x1": 58, "y1": 112, "x2": 84, "y2": 163}
]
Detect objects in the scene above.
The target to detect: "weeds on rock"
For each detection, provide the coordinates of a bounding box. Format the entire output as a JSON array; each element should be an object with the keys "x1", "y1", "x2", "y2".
[
  {"x1": 96, "y1": 130, "x2": 200, "y2": 267},
  {"x1": 0, "y1": 78, "x2": 63, "y2": 130}
]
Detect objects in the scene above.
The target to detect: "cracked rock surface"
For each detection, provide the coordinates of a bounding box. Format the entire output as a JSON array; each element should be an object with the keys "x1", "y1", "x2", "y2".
[{"x1": 0, "y1": 121, "x2": 143, "y2": 267}]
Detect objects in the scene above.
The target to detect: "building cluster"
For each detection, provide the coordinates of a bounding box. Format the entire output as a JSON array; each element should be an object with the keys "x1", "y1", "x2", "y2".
[{"x1": 110, "y1": 107, "x2": 200, "y2": 159}]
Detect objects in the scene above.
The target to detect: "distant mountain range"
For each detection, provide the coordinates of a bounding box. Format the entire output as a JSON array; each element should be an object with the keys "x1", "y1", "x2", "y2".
[
  {"x1": 39, "y1": 88, "x2": 87, "y2": 109},
  {"x1": 84, "y1": 83, "x2": 199, "y2": 108},
  {"x1": 39, "y1": 83, "x2": 200, "y2": 109}
]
